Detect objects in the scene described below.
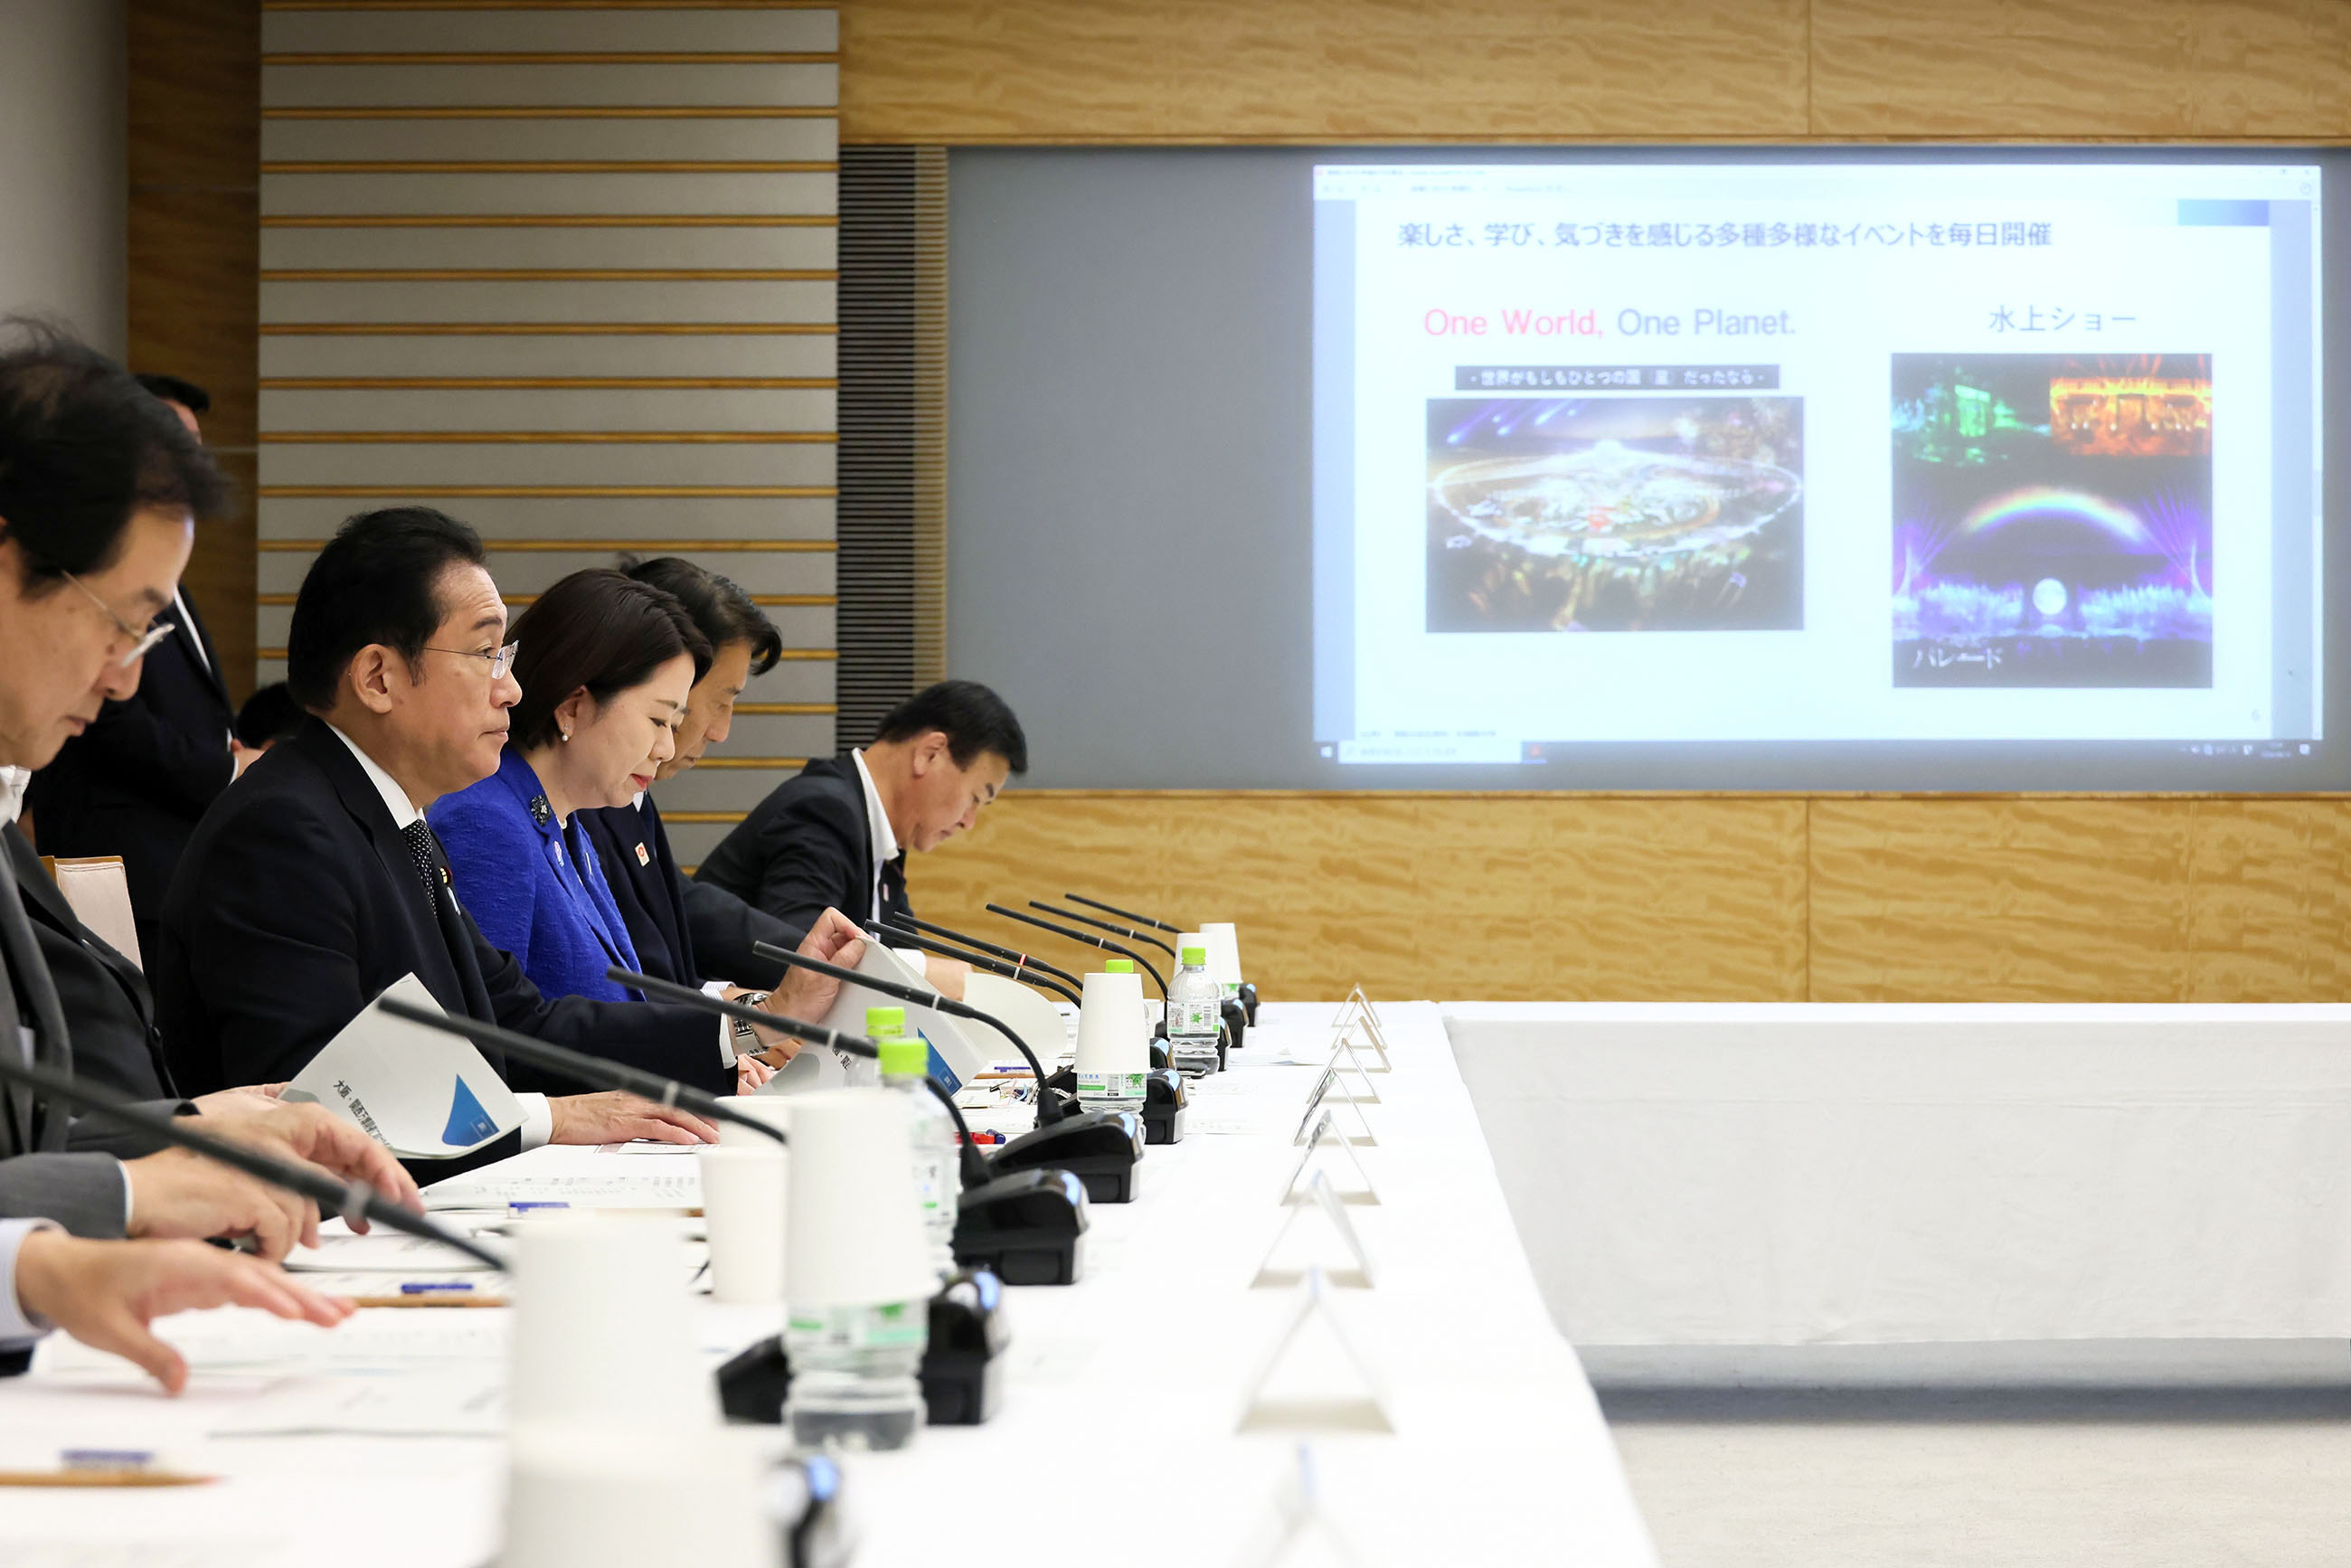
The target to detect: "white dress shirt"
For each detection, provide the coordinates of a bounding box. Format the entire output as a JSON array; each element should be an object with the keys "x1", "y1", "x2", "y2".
[
  {"x1": 324, "y1": 726, "x2": 552, "y2": 1150},
  {"x1": 848, "y1": 748, "x2": 900, "y2": 923},
  {"x1": 0, "y1": 1218, "x2": 59, "y2": 1349}
]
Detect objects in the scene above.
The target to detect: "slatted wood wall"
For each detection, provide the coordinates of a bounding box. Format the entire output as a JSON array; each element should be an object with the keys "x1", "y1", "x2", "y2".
[{"x1": 254, "y1": 1, "x2": 838, "y2": 867}]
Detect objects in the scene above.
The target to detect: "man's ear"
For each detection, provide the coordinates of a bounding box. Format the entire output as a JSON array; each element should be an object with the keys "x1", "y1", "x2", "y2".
[
  {"x1": 349, "y1": 645, "x2": 400, "y2": 715},
  {"x1": 909, "y1": 730, "x2": 952, "y2": 777}
]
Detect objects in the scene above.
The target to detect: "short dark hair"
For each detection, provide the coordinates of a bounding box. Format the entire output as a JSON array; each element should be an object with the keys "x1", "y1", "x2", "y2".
[
  {"x1": 285, "y1": 506, "x2": 486, "y2": 710},
  {"x1": 0, "y1": 320, "x2": 226, "y2": 591},
  {"x1": 618, "y1": 553, "x2": 783, "y2": 676},
  {"x1": 508, "y1": 568, "x2": 712, "y2": 751},
  {"x1": 134, "y1": 373, "x2": 211, "y2": 416},
  {"x1": 874, "y1": 679, "x2": 1027, "y2": 774},
  {"x1": 234, "y1": 681, "x2": 305, "y2": 748}
]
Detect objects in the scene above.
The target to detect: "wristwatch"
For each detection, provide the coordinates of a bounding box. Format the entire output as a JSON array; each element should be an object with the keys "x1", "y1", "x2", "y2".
[{"x1": 732, "y1": 991, "x2": 772, "y2": 1055}]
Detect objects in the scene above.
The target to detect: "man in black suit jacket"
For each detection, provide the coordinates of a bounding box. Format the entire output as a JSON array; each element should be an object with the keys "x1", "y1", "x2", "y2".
[
  {"x1": 26, "y1": 376, "x2": 241, "y2": 963},
  {"x1": 693, "y1": 681, "x2": 1027, "y2": 985},
  {"x1": 156, "y1": 508, "x2": 863, "y2": 1139}
]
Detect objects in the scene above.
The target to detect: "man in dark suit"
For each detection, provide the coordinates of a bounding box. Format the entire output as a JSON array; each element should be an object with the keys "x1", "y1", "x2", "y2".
[
  {"x1": 155, "y1": 507, "x2": 865, "y2": 1143},
  {"x1": 0, "y1": 326, "x2": 417, "y2": 1284},
  {"x1": 25, "y1": 375, "x2": 241, "y2": 965},
  {"x1": 693, "y1": 680, "x2": 1027, "y2": 993},
  {"x1": 581, "y1": 556, "x2": 803, "y2": 990}
]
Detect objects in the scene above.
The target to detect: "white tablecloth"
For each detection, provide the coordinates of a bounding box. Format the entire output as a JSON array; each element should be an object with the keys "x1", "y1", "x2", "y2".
[
  {"x1": 0, "y1": 1002, "x2": 1657, "y2": 1568},
  {"x1": 1446, "y1": 1002, "x2": 2351, "y2": 1345}
]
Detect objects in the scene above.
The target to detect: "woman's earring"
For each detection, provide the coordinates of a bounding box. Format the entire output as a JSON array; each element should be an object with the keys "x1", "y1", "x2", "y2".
[{"x1": 560, "y1": 729, "x2": 571, "y2": 742}]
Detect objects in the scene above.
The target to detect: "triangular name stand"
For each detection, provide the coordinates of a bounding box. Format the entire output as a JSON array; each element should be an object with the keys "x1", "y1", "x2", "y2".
[
  {"x1": 1326, "y1": 993, "x2": 1393, "y2": 1073},
  {"x1": 1230, "y1": 1447, "x2": 1366, "y2": 1568},
  {"x1": 1281, "y1": 1109, "x2": 1378, "y2": 1207},
  {"x1": 1293, "y1": 1067, "x2": 1376, "y2": 1149},
  {"x1": 1253, "y1": 1170, "x2": 1376, "y2": 1290},
  {"x1": 1236, "y1": 1268, "x2": 1393, "y2": 1435},
  {"x1": 1322, "y1": 1039, "x2": 1382, "y2": 1104}
]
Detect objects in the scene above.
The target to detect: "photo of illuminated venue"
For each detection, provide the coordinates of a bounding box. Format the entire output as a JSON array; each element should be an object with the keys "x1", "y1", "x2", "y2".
[
  {"x1": 1891, "y1": 354, "x2": 2214, "y2": 688},
  {"x1": 1425, "y1": 395, "x2": 1805, "y2": 633}
]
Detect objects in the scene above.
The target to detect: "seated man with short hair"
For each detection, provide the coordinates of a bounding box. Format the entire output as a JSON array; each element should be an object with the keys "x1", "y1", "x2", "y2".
[{"x1": 155, "y1": 507, "x2": 865, "y2": 1147}]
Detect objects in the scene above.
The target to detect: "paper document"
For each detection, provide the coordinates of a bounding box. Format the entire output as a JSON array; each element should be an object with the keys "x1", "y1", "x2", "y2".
[{"x1": 282, "y1": 975, "x2": 522, "y2": 1158}]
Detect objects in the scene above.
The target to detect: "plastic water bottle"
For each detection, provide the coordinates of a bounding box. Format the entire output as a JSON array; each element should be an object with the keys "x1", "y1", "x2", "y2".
[
  {"x1": 1166, "y1": 945, "x2": 1223, "y2": 1077},
  {"x1": 873, "y1": 1006, "x2": 961, "y2": 1284},
  {"x1": 781, "y1": 1298, "x2": 929, "y2": 1451}
]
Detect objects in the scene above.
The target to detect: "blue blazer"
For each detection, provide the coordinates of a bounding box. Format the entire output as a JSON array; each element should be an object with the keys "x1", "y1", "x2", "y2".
[{"x1": 428, "y1": 750, "x2": 647, "y2": 1006}]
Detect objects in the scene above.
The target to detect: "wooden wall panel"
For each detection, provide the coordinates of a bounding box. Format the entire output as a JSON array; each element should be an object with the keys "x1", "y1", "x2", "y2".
[
  {"x1": 2183, "y1": 800, "x2": 2351, "y2": 1001},
  {"x1": 1813, "y1": 0, "x2": 2351, "y2": 139},
  {"x1": 914, "y1": 792, "x2": 1808, "y2": 1001},
  {"x1": 128, "y1": 0, "x2": 260, "y2": 699},
  {"x1": 837, "y1": 0, "x2": 1811, "y2": 144}
]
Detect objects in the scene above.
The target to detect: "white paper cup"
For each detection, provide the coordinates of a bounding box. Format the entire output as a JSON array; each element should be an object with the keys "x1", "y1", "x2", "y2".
[
  {"x1": 1201, "y1": 922, "x2": 1245, "y2": 990},
  {"x1": 507, "y1": 1214, "x2": 709, "y2": 1431},
  {"x1": 504, "y1": 1423, "x2": 767, "y2": 1568},
  {"x1": 783, "y1": 1088, "x2": 934, "y2": 1307},
  {"x1": 697, "y1": 1144, "x2": 788, "y2": 1304},
  {"x1": 1074, "y1": 969, "x2": 1150, "y2": 1078},
  {"x1": 718, "y1": 1097, "x2": 793, "y2": 1148}
]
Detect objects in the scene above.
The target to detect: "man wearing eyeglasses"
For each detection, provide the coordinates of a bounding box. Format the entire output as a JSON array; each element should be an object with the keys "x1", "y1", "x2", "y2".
[
  {"x1": 153, "y1": 506, "x2": 866, "y2": 1148},
  {"x1": 24, "y1": 375, "x2": 240, "y2": 969}
]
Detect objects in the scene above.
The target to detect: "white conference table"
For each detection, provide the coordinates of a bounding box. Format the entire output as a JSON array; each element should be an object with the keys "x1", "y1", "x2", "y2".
[
  {"x1": 1446, "y1": 1001, "x2": 2351, "y2": 1346},
  {"x1": 0, "y1": 1002, "x2": 1657, "y2": 1568}
]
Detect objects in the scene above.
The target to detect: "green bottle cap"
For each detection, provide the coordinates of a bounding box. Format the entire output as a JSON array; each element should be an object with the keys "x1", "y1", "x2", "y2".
[
  {"x1": 865, "y1": 1005, "x2": 907, "y2": 1037},
  {"x1": 877, "y1": 1034, "x2": 929, "y2": 1078},
  {"x1": 1182, "y1": 945, "x2": 1208, "y2": 966},
  {"x1": 1103, "y1": 959, "x2": 1135, "y2": 974}
]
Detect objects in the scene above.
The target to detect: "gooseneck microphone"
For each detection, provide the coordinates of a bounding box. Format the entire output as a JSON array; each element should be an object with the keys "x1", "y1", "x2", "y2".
[
  {"x1": 742, "y1": 942, "x2": 1069, "y2": 1121},
  {"x1": 0, "y1": 1052, "x2": 502, "y2": 1270},
  {"x1": 1027, "y1": 901, "x2": 1179, "y2": 961},
  {"x1": 986, "y1": 903, "x2": 1168, "y2": 998},
  {"x1": 889, "y1": 913, "x2": 1083, "y2": 990},
  {"x1": 1064, "y1": 893, "x2": 1182, "y2": 933},
  {"x1": 873, "y1": 921, "x2": 1083, "y2": 1007},
  {"x1": 382, "y1": 995, "x2": 795, "y2": 1149},
  {"x1": 746, "y1": 943, "x2": 1146, "y2": 1207}
]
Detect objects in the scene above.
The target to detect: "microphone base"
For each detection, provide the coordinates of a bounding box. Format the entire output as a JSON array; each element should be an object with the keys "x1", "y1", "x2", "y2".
[
  {"x1": 1222, "y1": 997, "x2": 1249, "y2": 1051},
  {"x1": 990, "y1": 1110, "x2": 1145, "y2": 1204},
  {"x1": 713, "y1": 1269, "x2": 1012, "y2": 1430},
  {"x1": 953, "y1": 1167, "x2": 1088, "y2": 1285},
  {"x1": 1239, "y1": 982, "x2": 1260, "y2": 1025},
  {"x1": 1143, "y1": 1068, "x2": 1187, "y2": 1146}
]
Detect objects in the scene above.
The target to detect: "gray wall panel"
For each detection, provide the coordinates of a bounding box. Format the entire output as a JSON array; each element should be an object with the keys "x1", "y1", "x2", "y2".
[
  {"x1": 258, "y1": 441, "x2": 836, "y2": 488},
  {"x1": 257, "y1": 277, "x2": 836, "y2": 322},
  {"x1": 258, "y1": 386, "x2": 836, "y2": 430},
  {"x1": 262, "y1": 9, "x2": 836, "y2": 52},
  {"x1": 260, "y1": 330, "x2": 836, "y2": 379},
  {"x1": 262, "y1": 117, "x2": 837, "y2": 165},
  {"x1": 262, "y1": 62, "x2": 838, "y2": 109},
  {"x1": 258, "y1": 495, "x2": 836, "y2": 542},
  {"x1": 260, "y1": 222, "x2": 836, "y2": 270}
]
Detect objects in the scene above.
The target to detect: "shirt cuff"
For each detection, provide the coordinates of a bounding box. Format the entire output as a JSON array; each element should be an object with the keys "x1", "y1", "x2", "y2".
[
  {"x1": 515, "y1": 1093, "x2": 552, "y2": 1152},
  {"x1": 0, "y1": 1219, "x2": 62, "y2": 1344},
  {"x1": 118, "y1": 1159, "x2": 134, "y2": 1232},
  {"x1": 718, "y1": 1012, "x2": 735, "y2": 1067}
]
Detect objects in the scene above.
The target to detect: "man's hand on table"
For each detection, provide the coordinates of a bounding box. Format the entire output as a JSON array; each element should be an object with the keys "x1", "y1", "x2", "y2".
[
  {"x1": 548, "y1": 1091, "x2": 719, "y2": 1146},
  {"x1": 14, "y1": 1232, "x2": 352, "y2": 1394}
]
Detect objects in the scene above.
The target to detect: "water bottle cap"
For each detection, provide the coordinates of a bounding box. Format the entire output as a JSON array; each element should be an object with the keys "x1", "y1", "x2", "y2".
[
  {"x1": 876, "y1": 1035, "x2": 929, "y2": 1078},
  {"x1": 864, "y1": 1005, "x2": 907, "y2": 1037},
  {"x1": 1103, "y1": 959, "x2": 1135, "y2": 974},
  {"x1": 1182, "y1": 945, "x2": 1208, "y2": 966}
]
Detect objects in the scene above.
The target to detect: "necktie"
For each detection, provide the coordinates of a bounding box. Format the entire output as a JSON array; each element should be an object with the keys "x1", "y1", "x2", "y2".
[
  {"x1": 880, "y1": 852, "x2": 909, "y2": 923},
  {"x1": 399, "y1": 818, "x2": 446, "y2": 917}
]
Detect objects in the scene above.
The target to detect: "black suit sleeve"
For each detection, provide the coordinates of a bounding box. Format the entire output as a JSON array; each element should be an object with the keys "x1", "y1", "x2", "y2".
[
  {"x1": 466, "y1": 922, "x2": 737, "y2": 1098},
  {"x1": 739, "y1": 789, "x2": 867, "y2": 936},
  {"x1": 680, "y1": 878, "x2": 806, "y2": 989},
  {"x1": 72, "y1": 674, "x2": 234, "y2": 822}
]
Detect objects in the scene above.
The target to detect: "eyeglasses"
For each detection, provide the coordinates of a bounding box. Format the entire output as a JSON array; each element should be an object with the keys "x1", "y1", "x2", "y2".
[
  {"x1": 422, "y1": 640, "x2": 520, "y2": 681},
  {"x1": 61, "y1": 571, "x2": 175, "y2": 666}
]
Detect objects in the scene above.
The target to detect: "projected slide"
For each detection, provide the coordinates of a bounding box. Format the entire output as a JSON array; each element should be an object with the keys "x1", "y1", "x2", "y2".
[{"x1": 1312, "y1": 162, "x2": 2322, "y2": 769}]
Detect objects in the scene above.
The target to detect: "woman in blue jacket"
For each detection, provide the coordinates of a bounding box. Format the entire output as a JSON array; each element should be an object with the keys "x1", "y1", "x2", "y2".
[{"x1": 430, "y1": 569, "x2": 720, "y2": 1014}]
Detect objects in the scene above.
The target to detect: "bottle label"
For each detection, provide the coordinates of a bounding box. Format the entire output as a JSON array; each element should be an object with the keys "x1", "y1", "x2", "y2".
[
  {"x1": 788, "y1": 1300, "x2": 926, "y2": 1351},
  {"x1": 1076, "y1": 1070, "x2": 1147, "y2": 1099},
  {"x1": 1168, "y1": 998, "x2": 1220, "y2": 1039},
  {"x1": 910, "y1": 1150, "x2": 947, "y2": 1214}
]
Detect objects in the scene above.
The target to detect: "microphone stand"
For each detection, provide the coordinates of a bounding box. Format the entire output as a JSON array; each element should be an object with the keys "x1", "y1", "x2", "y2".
[
  {"x1": 1063, "y1": 893, "x2": 1183, "y2": 933},
  {"x1": 985, "y1": 903, "x2": 1168, "y2": 998},
  {"x1": 1027, "y1": 901, "x2": 1179, "y2": 962},
  {"x1": 887, "y1": 913, "x2": 1084, "y2": 991},
  {"x1": 0, "y1": 1053, "x2": 501, "y2": 1270},
  {"x1": 873, "y1": 921, "x2": 1083, "y2": 1007},
  {"x1": 741, "y1": 946, "x2": 1146, "y2": 1206}
]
